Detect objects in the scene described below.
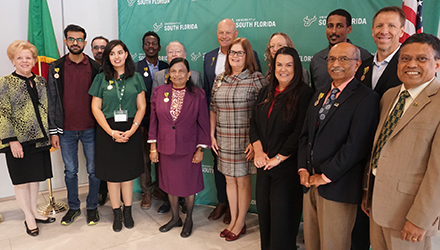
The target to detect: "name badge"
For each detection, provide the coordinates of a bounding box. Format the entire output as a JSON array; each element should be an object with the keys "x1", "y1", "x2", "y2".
[{"x1": 114, "y1": 110, "x2": 128, "y2": 122}]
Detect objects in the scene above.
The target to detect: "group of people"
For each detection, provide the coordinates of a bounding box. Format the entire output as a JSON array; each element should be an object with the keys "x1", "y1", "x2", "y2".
[{"x1": 0, "y1": 4, "x2": 439, "y2": 250}]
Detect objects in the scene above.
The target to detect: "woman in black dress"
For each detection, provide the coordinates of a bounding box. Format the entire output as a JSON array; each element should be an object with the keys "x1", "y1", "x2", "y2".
[
  {"x1": 0, "y1": 40, "x2": 55, "y2": 237},
  {"x1": 250, "y1": 47, "x2": 313, "y2": 249}
]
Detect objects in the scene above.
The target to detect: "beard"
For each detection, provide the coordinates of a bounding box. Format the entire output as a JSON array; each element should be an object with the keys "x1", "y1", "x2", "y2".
[
  {"x1": 68, "y1": 45, "x2": 84, "y2": 55},
  {"x1": 94, "y1": 52, "x2": 103, "y2": 62}
]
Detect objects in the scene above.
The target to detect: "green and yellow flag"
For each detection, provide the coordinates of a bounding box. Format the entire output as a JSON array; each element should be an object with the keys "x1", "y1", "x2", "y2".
[{"x1": 28, "y1": 0, "x2": 59, "y2": 79}]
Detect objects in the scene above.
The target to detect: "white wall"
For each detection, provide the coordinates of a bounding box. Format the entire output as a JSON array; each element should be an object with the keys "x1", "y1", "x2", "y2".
[{"x1": 0, "y1": 0, "x2": 118, "y2": 199}]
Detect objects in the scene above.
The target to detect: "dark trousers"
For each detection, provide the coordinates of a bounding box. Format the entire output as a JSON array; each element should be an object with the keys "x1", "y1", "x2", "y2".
[
  {"x1": 351, "y1": 204, "x2": 370, "y2": 250},
  {"x1": 140, "y1": 126, "x2": 159, "y2": 195},
  {"x1": 212, "y1": 149, "x2": 227, "y2": 204},
  {"x1": 98, "y1": 180, "x2": 107, "y2": 194},
  {"x1": 256, "y1": 165, "x2": 303, "y2": 250}
]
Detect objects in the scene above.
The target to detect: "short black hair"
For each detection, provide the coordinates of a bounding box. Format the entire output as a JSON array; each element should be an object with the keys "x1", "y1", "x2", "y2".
[
  {"x1": 64, "y1": 24, "x2": 87, "y2": 40},
  {"x1": 91, "y1": 36, "x2": 109, "y2": 47},
  {"x1": 327, "y1": 9, "x2": 352, "y2": 27},
  {"x1": 142, "y1": 31, "x2": 161, "y2": 46},
  {"x1": 402, "y1": 33, "x2": 440, "y2": 59}
]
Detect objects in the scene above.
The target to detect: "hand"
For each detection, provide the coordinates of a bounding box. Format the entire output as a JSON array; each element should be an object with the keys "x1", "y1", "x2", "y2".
[
  {"x1": 361, "y1": 191, "x2": 370, "y2": 217},
  {"x1": 254, "y1": 150, "x2": 269, "y2": 168},
  {"x1": 111, "y1": 130, "x2": 128, "y2": 143},
  {"x1": 401, "y1": 221, "x2": 427, "y2": 243},
  {"x1": 309, "y1": 174, "x2": 327, "y2": 187},
  {"x1": 150, "y1": 151, "x2": 159, "y2": 163},
  {"x1": 299, "y1": 170, "x2": 311, "y2": 188},
  {"x1": 245, "y1": 144, "x2": 254, "y2": 161},
  {"x1": 50, "y1": 135, "x2": 60, "y2": 149},
  {"x1": 192, "y1": 149, "x2": 204, "y2": 164},
  {"x1": 10, "y1": 141, "x2": 23, "y2": 158},
  {"x1": 122, "y1": 128, "x2": 135, "y2": 140},
  {"x1": 211, "y1": 137, "x2": 219, "y2": 155},
  {"x1": 264, "y1": 157, "x2": 281, "y2": 170}
]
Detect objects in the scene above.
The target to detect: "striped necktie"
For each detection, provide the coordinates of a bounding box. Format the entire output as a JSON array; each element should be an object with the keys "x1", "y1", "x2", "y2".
[{"x1": 371, "y1": 90, "x2": 410, "y2": 171}]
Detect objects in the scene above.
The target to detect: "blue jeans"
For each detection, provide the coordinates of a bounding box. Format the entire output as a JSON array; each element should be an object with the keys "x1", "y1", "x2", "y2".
[{"x1": 59, "y1": 127, "x2": 99, "y2": 210}]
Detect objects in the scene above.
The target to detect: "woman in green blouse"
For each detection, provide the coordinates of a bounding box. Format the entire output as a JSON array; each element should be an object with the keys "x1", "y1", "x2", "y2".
[{"x1": 89, "y1": 40, "x2": 146, "y2": 232}]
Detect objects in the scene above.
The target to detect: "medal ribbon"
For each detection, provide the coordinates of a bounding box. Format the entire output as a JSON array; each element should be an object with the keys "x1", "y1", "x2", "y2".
[{"x1": 115, "y1": 78, "x2": 126, "y2": 111}]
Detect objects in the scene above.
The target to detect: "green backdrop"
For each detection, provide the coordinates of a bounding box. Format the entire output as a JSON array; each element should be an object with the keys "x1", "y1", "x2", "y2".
[{"x1": 119, "y1": 0, "x2": 440, "y2": 212}]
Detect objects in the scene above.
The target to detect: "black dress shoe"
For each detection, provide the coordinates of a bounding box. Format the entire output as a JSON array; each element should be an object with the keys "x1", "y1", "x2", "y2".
[
  {"x1": 24, "y1": 221, "x2": 39, "y2": 237},
  {"x1": 159, "y1": 218, "x2": 182, "y2": 232},
  {"x1": 158, "y1": 201, "x2": 171, "y2": 214},
  {"x1": 36, "y1": 217, "x2": 56, "y2": 224},
  {"x1": 180, "y1": 221, "x2": 193, "y2": 238}
]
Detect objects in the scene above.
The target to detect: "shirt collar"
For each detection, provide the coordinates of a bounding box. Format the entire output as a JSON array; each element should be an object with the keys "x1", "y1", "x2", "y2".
[
  {"x1": 331, "y1": 76, "x2": 353, "y2": 92},
  {"x1": 373, "y1": 46, "x2": 400, "y2": 66},
  {"x1": 66, "y1": 53, "x2": 89, "y2": 65},
  {"x1": 399, "y1": 76, "x2": 435, "y2": 100},
  {"x1": 218, "y1": 48, "x2": 226, "y2": 56}
]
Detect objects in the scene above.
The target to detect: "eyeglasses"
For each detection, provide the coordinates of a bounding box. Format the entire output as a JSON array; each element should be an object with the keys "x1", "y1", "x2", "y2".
[
  {"x1": 228, "y1": 50, "x2": 246, "y2": 57},
  {"x1": 327, "y1": 56, "x2": 359, "y2": 64},
  {"x1": 92, "y1": 45, "x2": 106, "y2": 50},
  {"x1": 67, "y1": 37, "x2": 84, "y2": 44},
  {"x1": 399, "y1": 55, "x2": 436, "y2": 63}
]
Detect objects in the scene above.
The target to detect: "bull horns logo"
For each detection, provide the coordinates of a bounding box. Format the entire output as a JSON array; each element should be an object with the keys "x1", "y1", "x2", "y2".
[
  {"x1": 303, "y1": 15, "x2": 317, "y2": 27},
  {"x1": 153, "y1": 22, "x2": 163, "y2": 32},
  {"x1": 191, "y1": 52, "x2": 201, "y2": 62}
]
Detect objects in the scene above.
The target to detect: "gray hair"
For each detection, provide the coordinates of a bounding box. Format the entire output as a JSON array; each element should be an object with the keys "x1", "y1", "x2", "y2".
[{"x1": 166, "y1": 41, "x2": 187, "y2": 56}]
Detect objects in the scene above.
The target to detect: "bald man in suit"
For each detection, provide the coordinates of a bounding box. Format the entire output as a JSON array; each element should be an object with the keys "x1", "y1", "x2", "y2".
[{"x1": 363, "y1": 33, "x2": 440, "y2": 250}]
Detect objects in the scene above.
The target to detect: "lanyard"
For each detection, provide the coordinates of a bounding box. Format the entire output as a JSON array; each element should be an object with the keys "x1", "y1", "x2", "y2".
[{"x1": 114, "y1": 78, "x2": 125, "y2": 111}]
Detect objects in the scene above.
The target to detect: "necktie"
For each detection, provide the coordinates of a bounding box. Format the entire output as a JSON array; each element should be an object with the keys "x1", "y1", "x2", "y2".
[
  {"x1": 318, "y1": 88, "x2": 340, "y2": 122},
  {"x1": 371, "y1": 90, "x2": 410, "y2": 171}
]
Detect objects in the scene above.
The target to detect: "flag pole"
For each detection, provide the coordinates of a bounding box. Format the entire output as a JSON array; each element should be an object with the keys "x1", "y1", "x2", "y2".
[{"x1": 37, "y1": 178, "x2": 68, "y2": 215}]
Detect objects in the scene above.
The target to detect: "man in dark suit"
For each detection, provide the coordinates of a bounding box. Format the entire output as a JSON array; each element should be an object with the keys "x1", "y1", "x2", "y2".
[
  {"x1": 298, "y1": 42, "x2": 379, "y2": 250},
  {"x1": 203, "y1": 18, "x2": 261, "y2": 224},
  {"x1": 356, "y1": 6, "x2": 406, "y2": 97},
  {"x1": 135, "y1": 31, "x2": 169, "y2": 210}
]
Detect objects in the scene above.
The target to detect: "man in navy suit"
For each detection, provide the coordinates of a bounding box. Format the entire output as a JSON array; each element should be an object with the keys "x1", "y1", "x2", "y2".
[
  {"x1": 135, "y1": 31, "x2": 169, "y2": 210},
  {"x1": 298, "y1": 43, "x2": 379, "y2": 250},
  {"x1": 203, "y1": 19, "x2": 261, "y2": 224}
]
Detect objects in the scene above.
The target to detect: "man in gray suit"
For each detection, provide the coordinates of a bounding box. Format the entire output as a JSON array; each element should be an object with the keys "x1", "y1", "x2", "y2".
[{"x1": 152, "y1": 41, "x2": 202, "y2": 98}]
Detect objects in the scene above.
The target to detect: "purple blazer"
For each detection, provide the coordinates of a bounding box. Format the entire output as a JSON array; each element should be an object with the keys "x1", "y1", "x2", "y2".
[{"x1": 149, "y1": 84, "x2": 210, "y2": 155}]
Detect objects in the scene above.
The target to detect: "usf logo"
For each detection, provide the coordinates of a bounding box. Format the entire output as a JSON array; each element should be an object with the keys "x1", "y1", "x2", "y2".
[
  {"x1": 153, "y1": 22, "x2": 163, "y2": 32},
  {"x1": 303, "y1": 15, "x2": 317, "y2": 27},
  {"x1": 131, "y1": 53, "x2": 138, "y2": 60},
  {"x1": 127, "y1": 0, "x2": 136, "y2": 7},
  {"x1": 191, "y1": 52, "x2": 201, "y2": 62}
]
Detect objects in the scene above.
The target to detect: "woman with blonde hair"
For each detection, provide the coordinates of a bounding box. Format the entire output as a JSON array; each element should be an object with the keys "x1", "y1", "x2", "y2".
[{"x1": 0, "y1": 40, "x2": 55, "y2": 236}]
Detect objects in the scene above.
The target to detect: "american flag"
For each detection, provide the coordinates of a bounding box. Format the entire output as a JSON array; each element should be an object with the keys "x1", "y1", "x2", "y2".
[{"x1": 399, "y1": 0, "x2": 423, "y2": 43}]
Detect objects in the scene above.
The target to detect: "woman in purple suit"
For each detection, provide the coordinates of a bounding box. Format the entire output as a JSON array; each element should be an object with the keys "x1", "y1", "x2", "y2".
[{"x1": 149, "y1": 58, "x2": 210, "y2": 238}]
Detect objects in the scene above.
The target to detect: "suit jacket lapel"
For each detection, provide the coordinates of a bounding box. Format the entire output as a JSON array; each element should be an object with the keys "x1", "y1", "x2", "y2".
[
  {"x1": 360, "y1": 58, "x2": 373, "y2": 88},
  {"x1": 374, "y1": 51, "x2": 399, "y2": 92},
  {"x1": 160, "y1": 84, "x2": 174, "y2": 123},
  {"x1": 389, "y1": 79, "x2": 440, "y2": 140},
  {"x1": 310, "y1": 88, "x2": 328, "y2": 135}
]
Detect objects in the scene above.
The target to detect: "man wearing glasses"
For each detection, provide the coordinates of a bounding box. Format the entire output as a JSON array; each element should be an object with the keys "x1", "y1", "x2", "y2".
[
  {"x1": 47, "y1": 24, "x2": 101, "y2": 226},
  {"x1": 91, "y1": 36, "x2": 108, "y2": 65},
  {"x1": 298, "y1": 43, "x2": 379, "y2": 250},
  {"x1": 363, "y1": 33, "x2": 440, "y2": 250}
]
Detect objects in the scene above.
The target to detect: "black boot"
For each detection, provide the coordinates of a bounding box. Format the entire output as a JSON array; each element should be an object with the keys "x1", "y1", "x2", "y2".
[
  {"x1": 112, "y1": 207, "x2": 122, "y2": 232},
  {"x1": 123, "y1": 205, "x2": 134, "y2": 229}
]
